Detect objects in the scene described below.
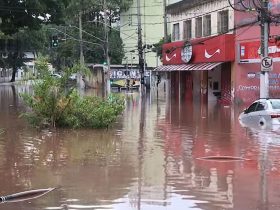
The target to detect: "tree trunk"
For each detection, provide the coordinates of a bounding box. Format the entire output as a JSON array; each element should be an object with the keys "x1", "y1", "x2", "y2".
[{"x1": 10, "y1": 66, "x2": 17, "y2": 82}]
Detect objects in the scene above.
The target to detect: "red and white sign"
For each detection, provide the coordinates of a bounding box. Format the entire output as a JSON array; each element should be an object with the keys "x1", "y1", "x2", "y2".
[
  {"x1": 239, "y1": 40, "x2": 280, "y2": 63},
  {"x1": 162, "y1": 34, "x2": 235, "y2": 65}
]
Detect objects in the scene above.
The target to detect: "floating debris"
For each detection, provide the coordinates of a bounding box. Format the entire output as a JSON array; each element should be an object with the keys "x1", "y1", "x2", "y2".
[
  {"x1": 0, "y1": 188, "x2": 55, "y2": 203},
  {"x1": 196, "y1": 156, "x2": 250, "y2": 162}
]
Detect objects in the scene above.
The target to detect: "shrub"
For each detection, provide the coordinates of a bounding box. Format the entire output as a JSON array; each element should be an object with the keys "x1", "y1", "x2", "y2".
[
  {"x1": 56, "y1": 93, "x2": 125, "y2": 128},
  {"x1": 20, "y1": 57, "x2": 125, "y2": 129}
]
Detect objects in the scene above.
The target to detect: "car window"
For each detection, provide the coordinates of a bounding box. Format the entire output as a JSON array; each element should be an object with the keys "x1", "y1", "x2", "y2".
[
  {"x1": 270, "y1": 100, "x2": 280, "y2": 109},
  {"x1": 245, "y1": 102, "x2": 259, "y2": 113},
  {"x1": 255, "y1": 102, "x2": 266, "y2": 111}
]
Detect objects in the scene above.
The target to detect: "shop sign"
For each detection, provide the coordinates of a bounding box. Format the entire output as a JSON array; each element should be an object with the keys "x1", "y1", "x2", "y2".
[
  {"x1": 162, "y1": 34, "x2": 235, "y2": 65},
  {"x1": 110, "y1": 69, "x2": 150, "y2": 79},
  {"x1": 239, "y1": 40, "x2": 280, "y2": 63}
]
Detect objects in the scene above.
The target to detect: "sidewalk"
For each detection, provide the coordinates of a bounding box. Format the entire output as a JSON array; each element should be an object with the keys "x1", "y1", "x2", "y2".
[
  {"x1": 0, "y1": 81, "x2": 17, "y2": 86},
  {"x1": 0, "y1": 80, "x2": 34, "y2": 86}
]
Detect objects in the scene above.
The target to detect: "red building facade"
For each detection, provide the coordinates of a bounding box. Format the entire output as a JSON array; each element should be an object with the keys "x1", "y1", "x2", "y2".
[
  {"x1": 234, "y1": 9, "x2": 280, "y2": 104},
  {"x1": 155, "y1": 34, "x2": 235, "y2": 105},
  {"x1": 155, "y1": 0, "x2": 280, "y2": 105}
]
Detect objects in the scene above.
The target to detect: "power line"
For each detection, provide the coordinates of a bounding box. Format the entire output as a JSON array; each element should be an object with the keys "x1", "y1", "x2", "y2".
[
  {"x1": 121, "y1": 5, "x2": 232, "y2": 26},
  {"x1": 126, "y1": 3, "x2": 163, "y2": 9}
]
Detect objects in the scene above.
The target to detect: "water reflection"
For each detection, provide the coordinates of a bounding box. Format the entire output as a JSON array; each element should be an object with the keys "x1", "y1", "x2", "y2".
[{"x1": 1, "y1": 84, "x2": 280, "y2": 209}]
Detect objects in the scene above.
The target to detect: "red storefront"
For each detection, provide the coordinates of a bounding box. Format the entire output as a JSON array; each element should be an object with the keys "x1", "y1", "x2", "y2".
[
  {"x1": 234, "y1": 36, "x2": 280, "y2": 104},
  {"x1": 154, "y1": 34, "x2": 235, "y2": 105}
]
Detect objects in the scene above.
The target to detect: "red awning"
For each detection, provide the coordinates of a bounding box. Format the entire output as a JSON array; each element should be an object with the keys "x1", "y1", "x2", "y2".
[{"x1": 153, "y1": 62, "x2": 223, "y2": 72}]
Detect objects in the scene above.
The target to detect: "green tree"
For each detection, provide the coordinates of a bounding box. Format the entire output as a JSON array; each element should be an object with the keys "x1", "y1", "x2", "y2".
[
  {"x1": 0, "y1": 0, "x2": 69, "y2": 81},
  {"x1": 152, "y1": 35, "x2": 171, "y2": 59},
  {"x1": 0, "y1": 0, "x2": 68, "y2": 35},
  {"x1": 58, "y1": 0, "x2": 131, "y2": 68}
]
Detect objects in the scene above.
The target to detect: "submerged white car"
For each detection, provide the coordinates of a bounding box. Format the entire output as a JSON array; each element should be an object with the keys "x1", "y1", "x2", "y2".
[{"x1": 239, "y1": 98, "x2": 280, "y2": 128}]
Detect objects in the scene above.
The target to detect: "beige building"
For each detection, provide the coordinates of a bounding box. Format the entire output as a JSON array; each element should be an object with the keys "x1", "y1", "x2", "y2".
[
  {"x1": 167, "y1": 0, "x2": 234, "y2": 41},
  {"x1": 120, "y1": 0, "x2": 166, "y2": 68}
]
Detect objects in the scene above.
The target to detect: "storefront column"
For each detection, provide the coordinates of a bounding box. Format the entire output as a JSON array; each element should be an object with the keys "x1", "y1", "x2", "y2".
[
  {"x1": 179, "y1": 71, "x2": 181, "y2": 105},
  {"x1": 200, "y1": 71, "x2": 208, "y2": 104},
  {"x1": 200, "y1": 71, "x2": 208, "y2": 118}
]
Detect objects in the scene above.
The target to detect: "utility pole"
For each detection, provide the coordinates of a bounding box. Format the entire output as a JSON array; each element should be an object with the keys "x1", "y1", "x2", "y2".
[
  {"x1": 137, "y1": 0, "x2": 145, "y2": 92},
  {"x1": 259, "y1": 0, "x2": 270, "y2": 99},
  {"x1": 104, "y1": 0, "x2": 110, "y2": 95},
  {"x1": 79, "y1": 11, "x2": 84, "y2": 67},
  {"x1": 228, "y1": 0, "x2": 272, "y2": 98},
  {"x1": 259, "y1": 2, "x2": 269, "y2": 208},
  {"x1": 163, "y1": 0, "x2": 168, "y2": 43},
  {"x1": 78, "y1": 11, "x2": 85, "y2": 88}
]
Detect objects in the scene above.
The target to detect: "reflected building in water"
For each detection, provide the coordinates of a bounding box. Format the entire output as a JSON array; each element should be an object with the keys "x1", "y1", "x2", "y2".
[{"x1": 1, "y1": 84, "x2": 280, "y2": 209}]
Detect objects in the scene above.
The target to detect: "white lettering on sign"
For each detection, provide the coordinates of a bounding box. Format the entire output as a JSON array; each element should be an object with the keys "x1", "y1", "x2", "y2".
[
  {"x1": 238, "y1": 85, "x2": 280, "y2": 91},
  {"x1": 238, "y1": 85, "x2": 260, "y2": 91},
  {"x1": 110, "y1": 70, "x2": 143, "y2": 79},
  {"x1": 258, "y1": 46, "x2": 280, "y2": 55}
]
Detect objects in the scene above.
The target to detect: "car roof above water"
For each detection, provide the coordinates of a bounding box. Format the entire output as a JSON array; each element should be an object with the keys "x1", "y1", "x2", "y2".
[{"x1": 255, "y1": 98, "x2": 280, "y2": 109}]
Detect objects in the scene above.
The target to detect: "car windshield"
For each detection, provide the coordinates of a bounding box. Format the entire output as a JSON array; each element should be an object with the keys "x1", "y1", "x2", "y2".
[{"x1": 270, "y1": 100, "x2": 280, "y2": 109}]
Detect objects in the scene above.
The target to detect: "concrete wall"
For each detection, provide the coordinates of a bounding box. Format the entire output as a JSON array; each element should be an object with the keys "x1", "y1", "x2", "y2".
[{"x1": 84, "y1": 66, "x2": 104, "y2": 89}]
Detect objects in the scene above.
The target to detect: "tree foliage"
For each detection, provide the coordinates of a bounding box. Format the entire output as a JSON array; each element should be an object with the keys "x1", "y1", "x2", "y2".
[
  {"x1": 152, "y1": 35, "x2": 171, "y2": 59},
  {"x1": 0, "y1": 0, "x2": 131, "y2": 80},
  {"x1": 0, "y1": 0, "x2": 69, "y2": 35},
  {"x1": 66, "y1": 0, "x2": 133, "y2": 24}
]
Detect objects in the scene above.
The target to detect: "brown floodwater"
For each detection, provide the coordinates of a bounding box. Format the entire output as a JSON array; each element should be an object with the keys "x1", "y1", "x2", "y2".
[{"x1": 1, "y1": 84, "x2": 280, "y2": 210}]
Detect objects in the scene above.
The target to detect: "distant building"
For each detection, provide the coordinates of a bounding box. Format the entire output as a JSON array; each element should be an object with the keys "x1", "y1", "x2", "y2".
[
  {"x1": 0, "y1": 52, "x2": 54, "y2": 83},
  {"x1": 120, "y1": 0, "x2": 166, "y2": 69}
]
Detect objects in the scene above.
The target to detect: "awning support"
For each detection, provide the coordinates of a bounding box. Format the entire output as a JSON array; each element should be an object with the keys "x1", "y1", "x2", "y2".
[{"x1": 153, "y1": 62, "x2": 224, "y2": 72}]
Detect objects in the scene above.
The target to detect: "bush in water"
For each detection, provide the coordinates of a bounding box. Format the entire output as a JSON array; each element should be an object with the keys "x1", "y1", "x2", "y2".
[{"x1": 20, "y1": 57, "x2": 125, "y2": 129}]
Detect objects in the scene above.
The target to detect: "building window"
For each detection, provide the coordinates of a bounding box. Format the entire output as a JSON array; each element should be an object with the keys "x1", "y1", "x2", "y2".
[
  {"x1": 183, "y1": 20, "x2": 192, "y2": 40},
  {"x1": 195, "y1": 17, "x2": 202, "y2": 38},
  {"x1": 203, "y1": 15, "x2": 211, "y2": 36},
  {"x1": 172, "y1": 23, "x2": 180, "y2": 41},
  {"x1": 218, "y1": 10, "x2": 229, "y2": 34}
]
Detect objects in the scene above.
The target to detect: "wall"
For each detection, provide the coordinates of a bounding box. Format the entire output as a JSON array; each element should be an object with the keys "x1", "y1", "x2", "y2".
[
  {"x1": 234, "y1": 9, "x2": 280, "y2": 104},
  {"x1": 84, "y1": 66, "x2": 104, "y2": 89}
]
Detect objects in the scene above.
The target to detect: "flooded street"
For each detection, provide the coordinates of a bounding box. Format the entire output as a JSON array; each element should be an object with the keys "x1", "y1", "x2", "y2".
[{"x1": 1, "y1": 84, "x2": 280, "y2": 210}]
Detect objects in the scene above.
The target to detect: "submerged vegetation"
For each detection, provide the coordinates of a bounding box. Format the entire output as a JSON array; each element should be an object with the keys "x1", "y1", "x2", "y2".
[{"x1": 20, "y1": 57, "x2": 125, "y2": 129}]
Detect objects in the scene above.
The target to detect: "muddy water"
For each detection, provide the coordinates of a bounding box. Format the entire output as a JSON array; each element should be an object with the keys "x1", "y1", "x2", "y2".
[{"x1": 0, "y1": 84, "x2": 280, "y2": 210}]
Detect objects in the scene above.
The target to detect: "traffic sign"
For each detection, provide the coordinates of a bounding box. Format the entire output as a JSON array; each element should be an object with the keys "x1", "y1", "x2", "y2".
[{"x1": 261, "y1": 56, "x2": 273, "y2": 71}]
